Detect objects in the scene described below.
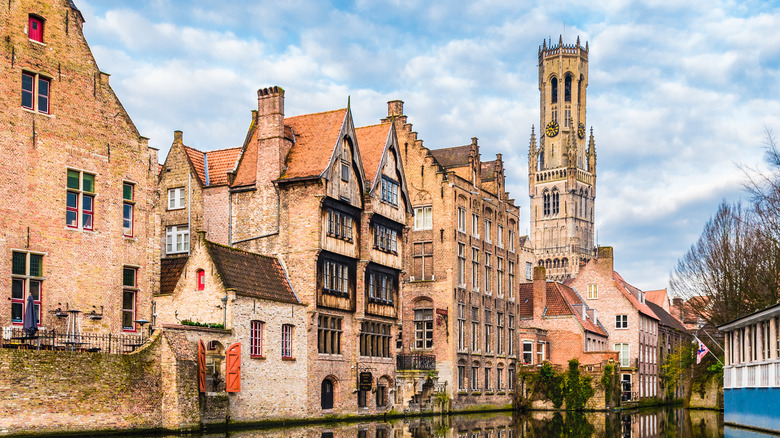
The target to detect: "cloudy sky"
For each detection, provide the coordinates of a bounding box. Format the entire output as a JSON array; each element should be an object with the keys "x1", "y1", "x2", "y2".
[{"x1": 77, "y1": 0, "x2": 780, "y2": 291}]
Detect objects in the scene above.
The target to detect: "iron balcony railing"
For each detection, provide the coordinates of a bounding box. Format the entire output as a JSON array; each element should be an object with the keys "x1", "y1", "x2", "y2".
[
  {"x1": 397, "y1": 353, "x2": 436, "y2": 371},
  {"x1": 1, "y1": 328, "x2": 147, "y2": 354}
]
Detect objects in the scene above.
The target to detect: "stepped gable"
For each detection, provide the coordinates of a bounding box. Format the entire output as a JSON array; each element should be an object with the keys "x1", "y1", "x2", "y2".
[
  {"x1": 613, "y1": 271, "x2": 659, "y2": 320},
  {"x1": 356, "y1": 123, "x2": 390, "y2": 181},
  {"x1": 282, "y1": 108, "x2": 348, "y2": 179},
  {"x1": 429, "y1": 145, "x2": 471, "y2": 169},
  {"x1": 205, "y1": 241, "x2": 298, "y2": 304},
  {"x1": 160, "y1": 256, "x2": 188, "y2": 295}
]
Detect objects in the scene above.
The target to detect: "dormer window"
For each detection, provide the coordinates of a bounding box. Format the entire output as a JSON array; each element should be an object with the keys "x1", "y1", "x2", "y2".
[{"x1": 28, "y1": 15, "x2": 44, "y2": 43}]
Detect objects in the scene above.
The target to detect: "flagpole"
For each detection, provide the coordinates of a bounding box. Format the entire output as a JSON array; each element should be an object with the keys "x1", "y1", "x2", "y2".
[{"x1": 695, "y1": 335, "x2": 723, "y2": 366}]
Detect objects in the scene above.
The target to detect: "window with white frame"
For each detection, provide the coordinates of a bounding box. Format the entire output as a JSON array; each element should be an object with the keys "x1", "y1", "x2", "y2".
[
  {"x1": 66, "y1": 169, "x2": 95, "y2": 230},
  {"x1": 508, "y1": 229, "x2": 515, "y2": 251},
  {"x1": 281, "y1": 324, "x2": 293, "y2": 358},
  {"x1": 457, "y1": 243, "x2": 466, "y2": 287},
  {"x1": 537, "y1": 342, "x2": 545, "y2": 364},
  {"x1": 250, "y1": 320, "x2": 264, "y2": 357},
  {"x1": 123, "y1": 183, "x2": 135, "y2": 237},
  {"x1": 508, "y1": 315, "x2": 515, "y2": 356},
  {"x1": 484, "y1": 253, "x2": 492, "y2": 293},
  {"x1": 615, "y1": 343, "x2": 630, "y2": 367},
  {"x1": 322, "y1": 259, "x2": 350, "y2": 297},
  {"x1": 471, "y1": 307, "x2": 479, "y2": 351},
  {"x1": 484, "y1": 309, "x2": 492, "y2": 353},
  {"x1": 497, "y1": 225, "x2": 503, "y2": 247},
  {"x1": 472, "y1": 214, "x2": 480, "y2": 237},
  {"x1": 457, "y1": 207, "x2": 467, "y2": 232},
  {"x1": 616, "y1": 314, "x2": 628, "y2": 329},
  {"x1": 472, "y1": 248, "x2": 479, "y2": 289},
  {"x1": 414, "y1": 308, "x2": 433, "y2": 349},
  {"x1": 496, "y1": 312, "x2": 504, "y2": 354},
  {"x1": 414, "y1": 206, "x2": 432, "y2": 230},
  {"x1": 471, "y1": 365, "x2": 479, "y2": 391},
  {"x1": 166, "y1": 225, "x2": 190, "y2": 254},
  {"x1": 496, "y1": 257, "x2": 504, "y2": 297},
  {"x1": 587, "y1": 284, "x2": 598, "y2": 299},
  {"x1": 167, "y1": 187, "x2": 185, "y2": 210},
  {"x1": 11, "y1": 251, "x2": 43, "y2": 326},
  {"x1": 457, "y1": 303, "x2": 465, "y2": 350},
  {"x1": 484, "y1": 219, "x2": 492, "y2": 243},
  {"x1": 367, "y1": 269, "x2": 396, "y2": 305},
  {"x1": 526, "y1": 262, "x2": 532, "y2": 281},
  {"x1": 523, "y1": 341, "x2": 533, "y2": 364},
  {"x1": 508, "y1": 260, "x2": 515, "y2": 295},
  {"x1": 122, "y1": 267, "x2": 137, "y2": 332}
]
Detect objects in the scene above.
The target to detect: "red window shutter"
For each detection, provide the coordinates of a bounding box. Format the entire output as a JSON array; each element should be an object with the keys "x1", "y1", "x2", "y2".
[
  {"x1": 197, "y1": 340, "x2": 206, "y2": 393},
  {"x1": 197, "y1": 270, "x2": 205, "y2": 290},
  {"x1": 29, "y1": 16, "x2": 43, "y2": 42},
  {"x1": 226, "y1": 342, "x2": 241, "y2": 393}
]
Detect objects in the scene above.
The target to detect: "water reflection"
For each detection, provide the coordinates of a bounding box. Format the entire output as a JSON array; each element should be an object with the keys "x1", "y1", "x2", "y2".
[{"x1": 180, "y1": 407, "x2": 725, "y2": 438}]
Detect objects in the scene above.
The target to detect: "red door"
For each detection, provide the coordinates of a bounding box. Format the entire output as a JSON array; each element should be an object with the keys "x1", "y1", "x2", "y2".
[
  {"x1": 197, "y1": 340, "x2": 206, "y2": 393},
  {"x1": 29, "y1": 16, "x2": 43, "y2": 42},
  {"x1": 226, "y1": 342, "x2": 241, "y2": 393}
]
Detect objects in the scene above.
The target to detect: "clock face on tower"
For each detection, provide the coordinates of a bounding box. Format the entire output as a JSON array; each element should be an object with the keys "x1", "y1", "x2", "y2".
[
  {"x1": 578, "y1": 123, "x2": 586, "y2": 139},
  {"x1": 546, "y1": 121, "x2": 559, "y2": 137}
]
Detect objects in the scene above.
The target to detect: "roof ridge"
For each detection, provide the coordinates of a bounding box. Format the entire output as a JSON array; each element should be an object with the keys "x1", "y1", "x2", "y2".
[
  {"x1": 204, "y1": 239, "x2": 279, "y2": 260},
  {"x1": 286, "y1": 107, "x2": 347, "y2": 121}
]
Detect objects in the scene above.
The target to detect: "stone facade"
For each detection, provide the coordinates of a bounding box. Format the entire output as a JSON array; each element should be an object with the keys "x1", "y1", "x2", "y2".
[
  {"x1": 0, "y1": 0, "x2": 159, "y2": 335},
  {"x1": 387, "y1": 101, "x2": 535, "y2": 409},
  {"x1": 528, "y1": 37, "x2": 596, "y2": 281},
  {"x1": 568, "y1": 247, "x2": 660, "y2": 401}
]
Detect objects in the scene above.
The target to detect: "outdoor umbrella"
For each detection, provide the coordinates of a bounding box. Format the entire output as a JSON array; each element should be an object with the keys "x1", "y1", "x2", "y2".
[{"x1": 22, "y1": 294, "x2": 38, "y2": 338}]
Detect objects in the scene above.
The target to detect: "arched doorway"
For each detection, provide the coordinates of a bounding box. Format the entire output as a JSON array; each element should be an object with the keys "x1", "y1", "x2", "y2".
[{"x1": 321, "y1": 378, "x2": 334, "y2": 409}]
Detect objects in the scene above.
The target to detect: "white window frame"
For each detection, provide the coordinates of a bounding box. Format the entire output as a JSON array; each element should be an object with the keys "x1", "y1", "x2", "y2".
[
  {"x1": 457, "y1": 207, "x2": 467, "y2": 232},
  {"x1": 587, "y1": 284, "x2": 598, "y2": 299},
  {"x1": 166, "y1": 225, "x2": 190, "y2": 254},
  {"x1": 616, "y1": 314, "x2": 628, "y2": 329},
  {"x1": 497, "y1": 225, "x2": 503, "y2": 247},
  {"x1": 615, "y1": 343, "x2": 630, "y2": 367},
  {"x1": 472, "y1": 214, "x2": 480, "y2": 238},
  {"x1": 484, "y1": 219, "x2": 492, "y2": 243},
  {"x1": 414, "y1": 205, "x2": 432, "y2": 230},
  {"x1": 168, "y1": 187, "x2": 185, "y2": 210}
]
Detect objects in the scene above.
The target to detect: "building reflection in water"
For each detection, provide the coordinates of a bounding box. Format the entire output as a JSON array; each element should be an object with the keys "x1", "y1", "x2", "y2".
[{"x1": 188, "y1": 407, "x2": 723, "y2": 438}]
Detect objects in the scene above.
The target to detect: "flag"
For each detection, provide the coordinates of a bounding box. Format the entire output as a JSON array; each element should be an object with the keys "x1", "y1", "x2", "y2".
[{"x1": 696, "y1": 338, "x2": 709, "y2": 364}]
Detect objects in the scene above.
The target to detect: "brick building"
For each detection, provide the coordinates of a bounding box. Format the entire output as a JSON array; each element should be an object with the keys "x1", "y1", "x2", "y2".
[
  {"x1": 155, "y1": 233, "x2": 307, "y2": 420},
  {"x1": 1, "y1": 0, "x2": 159, "y2": 335},
  {"x1": 384, "y1": 101, "x2": 535, "y2": 408},
  {"x1": 646, "y1": 300, "x2": 689, "y2": 399},
  {"x1": 517, "y1": 266, "x2": 608, "y2": 366},
  {"x1": 568, "y1": 247, "x2": 660, "y2": 401},
  {"x1": 225, "y1": 87, "x2": 411, "y2": 415}
]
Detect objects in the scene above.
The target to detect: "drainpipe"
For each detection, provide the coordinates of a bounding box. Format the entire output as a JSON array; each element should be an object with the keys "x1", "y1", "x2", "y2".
[
  {"x1": 188, "y1": 172, "x2": 192, "y2": 255},
  {"x1": 221, "y1": 295, "x2": 228, "y2": 328}
]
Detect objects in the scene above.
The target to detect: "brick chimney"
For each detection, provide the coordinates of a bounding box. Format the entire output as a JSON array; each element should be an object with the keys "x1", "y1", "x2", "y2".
[
  {"x1": 256, "y1": 86, "x2": 287, "y2": 183},
  {"x1": 595, "y1": 246, "x2": 614, "y2": 274},
  {"x1": 533, "y1": 266, "x2": 547, "y2": 319},
  {"x1": 672, "y1": 297, "x2": 684, "y2": 320}
]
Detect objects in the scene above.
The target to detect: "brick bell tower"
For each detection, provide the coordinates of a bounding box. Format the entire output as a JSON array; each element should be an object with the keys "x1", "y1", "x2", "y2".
[{"x1": 528, "y1": 36, "x2": 596, "y2": 281}]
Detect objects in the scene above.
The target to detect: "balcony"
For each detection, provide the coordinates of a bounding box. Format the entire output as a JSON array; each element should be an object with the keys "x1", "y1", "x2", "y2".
[{"x1": 397, "y1": 353, "x2": 436, "y2": 371}]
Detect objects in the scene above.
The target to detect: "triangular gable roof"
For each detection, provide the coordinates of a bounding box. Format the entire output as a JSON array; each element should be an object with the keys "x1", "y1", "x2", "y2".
[
  {"x1": 230, "y1": 126, "x2": 259, "y2": 187},
  {"x1": 183, "y1": 146, "x2": 206, "y2": 186},
  {"x1": 612, "y1": 271, "x2": 659, "y2": 320},
  {"x1": 645, "y1": 288, "x2": 669, "y2": 310},
  {"x1": 646, "y1": 301, "x2": 688, "y2": 332},
  {"x1": 429, "y1": 145, "x2": 471, "y2": 168},
  {"x1": 181, "y1": 145, "x2": 241, "y2": 187},
  {"x1": 517, "y1": 282, "x2": 607, "y2": 336},
  {"x1": 356, "y1": 123, "x2": 412, "y2": 214},
  {"x1": 160, "y1": 256, "x2": 188, "y2": 295},
  {"x1": 282, "y1": 108, "x2": 351, "y2": 180},
  {"x1": 205, "y1": 241, "x2": 299, "y2": 304}
]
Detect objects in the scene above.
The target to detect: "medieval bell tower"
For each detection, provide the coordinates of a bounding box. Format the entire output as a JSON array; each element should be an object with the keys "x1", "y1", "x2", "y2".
[{"x1": 528, "y1": 36, "x2": 596, "y2": 281}]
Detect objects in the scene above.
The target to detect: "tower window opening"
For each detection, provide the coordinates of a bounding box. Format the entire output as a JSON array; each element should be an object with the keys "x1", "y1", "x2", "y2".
[
  {"x1": 543, "y1": 191, "x2": 550, "y2": 216},
  {"x1": 552, "y1": 190, "x2": 560, "y2": 215},
  {"x1": 564, "y1": 107, "x2": 571, "y2": 127},
  {"x1": 565, "y1": 75, "x2": 572, "y2": 102},
  {"x1": 552, "y1": 108, "x2": 558, "y2": 123},
  {"x1": 551, "y1": 77, "x2": 558, "y2": 104}
]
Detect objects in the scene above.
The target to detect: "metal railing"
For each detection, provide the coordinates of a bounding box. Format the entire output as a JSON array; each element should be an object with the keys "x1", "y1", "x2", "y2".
[
  {"x1": 396, "y1": 354, "x2": 436, "y2": 371},
  {"x1": 1, "y1": 328, "x2": 146, "y2": 354}
]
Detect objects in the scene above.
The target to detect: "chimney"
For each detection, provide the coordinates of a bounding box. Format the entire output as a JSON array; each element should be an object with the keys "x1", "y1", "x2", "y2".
[
  {"x1": 533, "y1": 266, "x2": 547, "y2": 319},
  {"x1": 173, "y1": 130, "x2": 183, "y2": 145},
  {"x1": 256, "y1": 86, "x2": 287, "y2": 183},
  {"x1": 672, "y1": 297, "x2": 684, "y2": 320},
  {"x1": 596, "y1": 246, "x2": 614, "y2": 274},
  {"x1": 383, "y1": 100, "x2": 407, "y2": 126}
]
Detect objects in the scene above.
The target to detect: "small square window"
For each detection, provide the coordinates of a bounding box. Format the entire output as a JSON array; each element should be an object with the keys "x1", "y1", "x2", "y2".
[{"x1": 168, "y1": 188, "x2": 185, "y2": 210}]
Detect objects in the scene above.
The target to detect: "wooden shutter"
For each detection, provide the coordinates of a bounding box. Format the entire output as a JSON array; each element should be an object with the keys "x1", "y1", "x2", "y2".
[
  {"x1": 197, "y1": 340, "x2": 206, "y2": 393},
  {"x1": 226, "y1": 342, "x2": 241, "y2": 393}
]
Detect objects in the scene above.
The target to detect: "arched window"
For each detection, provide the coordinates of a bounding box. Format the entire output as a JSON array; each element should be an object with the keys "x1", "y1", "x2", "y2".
[
  {"x1": 578, "y1": 75, "x2": 584, "y2": 104},
  {"x1": 562, "y1": 258, "x2": 569, "y2": 268},
  {"x1": 552, "y1": 189, "x2": 560, "y2": 215},
  {"x1": 197, "y1": 269, "x2": 205, "y2": 291},
  {"x1": 550, "y1": 77, "x2": 558, "y2": 104},
  {"x1": 565, "y1": 75, "x2": 572, "y2": 102},
  {"x1": 321, "y1": 378, "x2": 334, "y2": 409},
  {"x1": 553, "y1": 259, "x2": 560, "y2": 268},
  {"x1": 543, "y1": 190, "x2": 550, "y2": 216}
]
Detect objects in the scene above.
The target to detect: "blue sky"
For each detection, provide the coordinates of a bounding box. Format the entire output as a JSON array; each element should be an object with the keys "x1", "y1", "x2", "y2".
[{"x1": 76, "y1": 0, "x2": 780, "y2": 291}]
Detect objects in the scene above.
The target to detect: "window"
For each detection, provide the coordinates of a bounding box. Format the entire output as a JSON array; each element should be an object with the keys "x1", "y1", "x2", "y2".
[
  {"x1": 587, "y1": 284, "x2": 598, "y2": 299},
  {"x1": 341, "y1": 162, "x2": 350, "y2": 181},
  {"x1": 564, "y1": 75, "x2": 572, "y2": 102},
  {"x1": 457, "y1": 303, "x2": 466, "y2": 350},
  {"x1": 327, "y1": 209, "x2": 353, "y2": 241},
  {"x1": 537, "y1": 342, "x2": 545, "y2": 364},
  {"x1": 412, "y1": 242, "x2": 433, "y2": 281},
  {"x1": 250, "y1": 320, "x2": 264, "y2": 357},
  {"x1": 196, "y1": 269, "x2": 205, "y2": 291},
  {"x1": 28, "y1": 15, "x2": 44, "y2": 42},
  {"x1": 360, "y1": 321, "x2": 391, "y2": 358},
  {"x1": 508, "y1": 366, "x2": 515, "y2": 390},
  {"x1": 358, "y1": 388, "x2": 367, "y2": 408},
  {"x1": 122, "y1": 267, "x2": 137, "y2": 332},
  {"x1": 66, "y1": 169, "x2": 95, "y2": 230},
  {"x1": 484, "y1": 309, "x2": 492, "y2": 353},
  {"x1": 552, "y1": 190, "x2": 560, "y2": 215},
  {"x1": 341, "y1": 139, "x2": 351, "y2": 181},
  {"x1": 471, "y1": 307, "x2": 480, "y2": 351},
  {"x1": 11, "y1": 251, "x2": 43, "y2": 325},
  {"x1": 508, "y1": 261, "x2": 515, "y2": 296},
  {"x1": 458, "y1": 364, "x2": 466, "y2": 390},
  {"x1": 497, "y1": 225, "x2": 503, "y2": 247},
  {"x1": 381, "y1": 177, "x2": 399, "y2": 206},
  {"x1": 484, "y1": 367, "x2": 491, "y2": 391},
  {"x1": 526, "y1": 262, "x2": 532, "y2": 281},
  {"x1": 496, "y1": 257, "x2": 504, "y2": 297},
  {"x1": 414, "y1": 206, "x2": 432, "y2": 230},
  {"x1": 551, "y1": 77, "x2": 558, "y2": 104},
  {"x1": 543, "y1": 191, "x2": 550, "y2": 216},
  {"x1": 616, "y1": 315, "x2": 628, "y2": 329},
  {"x1": 123, "y1": 183, "x2": 134, "y2": 237},
  {"x1": 166, "y1": 225, "x2": 190, "y2": 254},
  {"x1": 484, "y1": 219, "x2": 492, "y2": 243},
  {"x1": 615, "y1": 343, "x2": 630, "y2": 367},
  {"x1": 497, "y1": 366, "x2": 503, "y2": 390},
  {"x1": 414, "y1": 308, "x2": 433, "y2": 349},
  {"x1": 457, "y1": 243, "x2": 466, "y2": 287},
  {"x1": 376, "y1": 385, "x2": 387, "y2": 407},
  {"x1": 496, "y1": 312, "x2": 504, "y2": 354},
  {"x1": 318, "y1": 315, "x2": 342, "y2": 354},
  {"x1": 508, "y1": 230, "x2": 515, "y2": 252},
  {"x1": 472, "y1": 214, "x2": 480, "y2": 237},
  {"x1": 21, "y1": 71, "x2": 50, "y2": 113},
  {"x1": 484, "y1": 253, "x2": 492, "y2": 293},
  {"x1": 281, "y1": 324, "x2": 293, "y2": 358},
  {"x1": 167, "y1": 187, "x2": 185, "y2": 210},
  {"x1": 374, "y1": 224, "x2": 398, "y2": 253},
  {"x1": 471, "y1": 365, "x2": 479, "y2": 391},
  {"x1": 322, "y1": 259, "x2": 350, "y2": 297},
  {"x1": 458, "y1": 207, "x2": 467, "y2": 232},
  {"x1": 367, "y1": 270, "x2": 396, "y2": 305},
  {"x1": 508, "y1": 315, "x2": 515, "y2": 356},
  {"x1": 523, "y1": 341, "x2": 533, "y2": 364},
  {"x1": 471, "y1": 248, "x2": 479, "y2": 289}
]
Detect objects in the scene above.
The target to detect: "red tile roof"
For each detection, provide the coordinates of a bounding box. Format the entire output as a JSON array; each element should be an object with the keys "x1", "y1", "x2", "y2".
[
  {"x1": 645, "y1": 288, "x2": 669, "y2": 309},
  {"x1": 205, "y1": 148, "x2": 241, "y2": 186},
  {"x1": 160, "y1": 256, "x2": 188, "y2": 295},
  {"x1": 282, "y1": 109, "x2": 347, "y2": 179},
  {"x1": 183, "y1": 146, "x2": 206, "y2": 186},
  {"x1": 612, "y1": 271, "x2": 659, "y2": 320},
  {"x1": 517, "y1": 282, "x2": 606, "y2": 336},
  {"x1": 355, "y1": 123, "x2": 390, "y2": 185}
]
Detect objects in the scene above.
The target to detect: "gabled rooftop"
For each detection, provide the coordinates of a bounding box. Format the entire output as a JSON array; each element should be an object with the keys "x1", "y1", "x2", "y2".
[
  {"x1": 429, "y1": 145, "x2": 472, "y2": 169},
  {"x1": 282, "y1": 108, "x2": 348, "y2": 180},
  {"x1": 518, "y1": 281, "x2": 607, "y2": 336}
]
